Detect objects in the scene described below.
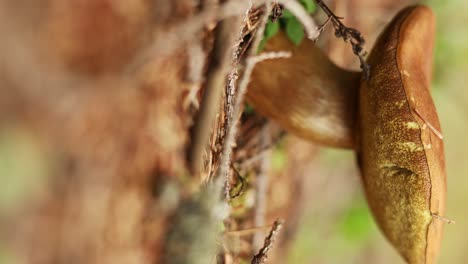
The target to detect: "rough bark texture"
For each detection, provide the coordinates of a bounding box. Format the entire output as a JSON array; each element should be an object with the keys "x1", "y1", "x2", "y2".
[{"x1": 1, "y1": 1, "x2": 194, "y2": 263}]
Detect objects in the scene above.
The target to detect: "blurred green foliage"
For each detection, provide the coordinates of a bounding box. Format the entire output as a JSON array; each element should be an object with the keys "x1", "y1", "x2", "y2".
[
  {"x1": 285, "y1": 16, "x2": 305, "y2": 45},
  {"x1": 0, "y1": 127, "x2": 50, "y2": 264},
  {"x1": 337, "y1": 198, "x2": 373, "y2": 243},
  {"x1": 0, "y1": 246, "x2": 16, "y2": 264},
  {"x1": 0, "y1": 128, "x2": 49, "y2": 213},
  {"x1": 271, "y1": 144, "x2": 287, "y2": 172},
  {"x1": 259, "y1": 0, "x2": 317, "y2": 51}
]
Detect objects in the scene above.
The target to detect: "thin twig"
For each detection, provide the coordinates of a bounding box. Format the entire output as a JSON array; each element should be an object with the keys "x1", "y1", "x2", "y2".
[
  {"x1": 252, "y1": 124, "x2": 272, "y2": 250},
  {"x1": 229, "y1": 165, "x2": 246, "y2": 199},
  {"x1": 412, "y1": 108, "x2": 444, "y2": 140},
  {"x1": 250, "y1": 51, "x2": 292, "y2": 63},
  {"x1": 278, "y1": 0, "x2": 319, "y2": 40},
  {"x1": 315, "y1": 0, "x2": 370, "y2": 79},
  {"x1": 216, "y1": 4, "x2": 272, "y2": 199},
  {"x1": 431, "y1": 213, "x2": 455, "y2": 224},
  {"x1": 251, "y1": 219, "x2": 284, "y2": 264},
  {"x1": 190, "y1": 17, "x2": 245, "y2": 175},
  {"x1": 216, "y1": 1, "x2": 314, "y2": 197}
]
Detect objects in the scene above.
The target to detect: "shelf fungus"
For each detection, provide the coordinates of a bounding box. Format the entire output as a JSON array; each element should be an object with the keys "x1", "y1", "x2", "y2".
[{"x1": 247, "y1": 5, "x2": 447, "y2": 264}]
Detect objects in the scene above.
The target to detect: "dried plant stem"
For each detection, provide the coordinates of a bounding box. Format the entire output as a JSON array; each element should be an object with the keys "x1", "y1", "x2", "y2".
[
  {"x1": 190, "y1": 17, "x2": 245, "y2": 175},
  {"x1": 253, "y1": 124, "x2": 272, "y2": 250},
  {"x1": 251, "y1": 51, "x2": 292, "y2": 63},
  {"x1": 217, "y1": 52, "x2": 291, "y2": 199},
  {"x1": 216, "y1": 4, "x2": 271, "y2": 198},
  {"x1": 432, "y1": 213, "x2": 455, "y2": 224},
  {"x1": 314, "y1": 0, "x2": 370, "y2": 78},
  {"x1": 215, "y1": 0, "x2": 315, "y2": 198},
  {"x1": 278, "y1": 0, "x2": 319, "y2": 39},
  {"x1": 251, "y1": 219, "x2": 285, "y2": 264}
]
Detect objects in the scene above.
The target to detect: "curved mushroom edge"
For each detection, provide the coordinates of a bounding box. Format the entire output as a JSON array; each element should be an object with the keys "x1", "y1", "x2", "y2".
[{"x1": 358, "y1": 5, "x2": 445, "y2": 264}]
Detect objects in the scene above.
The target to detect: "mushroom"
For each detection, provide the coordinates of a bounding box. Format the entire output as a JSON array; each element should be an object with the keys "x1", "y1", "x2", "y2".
[
  {"x1": 359, "y1": 6, "x2": 445, "y2": 264},
  {"x1": 247, "y1": 5, "x2": 446, "y2": 264}
]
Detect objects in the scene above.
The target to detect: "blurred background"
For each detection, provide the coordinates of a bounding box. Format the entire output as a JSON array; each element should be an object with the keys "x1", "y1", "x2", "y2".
[{"x1": 0, "y1": 0, "x2": 467, "y2": 263}]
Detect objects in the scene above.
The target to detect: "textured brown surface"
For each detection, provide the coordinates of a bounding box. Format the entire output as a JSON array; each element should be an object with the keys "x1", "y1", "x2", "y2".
[
  {"x1": 248, "y1": 33, "x2": 360, "y2": 149},
  {"x1": 358, "y1": 6, "x2": 445, "y2": 264},
  {"x1": 0, "y1": 1, "x2": 194, "y2": 263}
]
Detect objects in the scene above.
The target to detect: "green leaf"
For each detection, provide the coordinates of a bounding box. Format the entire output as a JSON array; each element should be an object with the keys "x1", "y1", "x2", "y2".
[
  {"x1": 264, "y1": 20, "x2": 280, "y2": 39},
  {"x1": 257, "y1": 38, "x2": 267, "y2": 53},
  {"x1": 282, "y1": 9, "x2": 294, "y2": 18},
  {"x1": 243, "y1": 103, "x2": 255, "y2": 115},
  {"x1": 285, "y1": 17, "x2": 304, "y2": 46},
  {"x1": 258, "y1": 21, "x2": 280, "y2": 53},
  {"x1": 300, "y1": 0, "x2": 317, "y2": 14}
]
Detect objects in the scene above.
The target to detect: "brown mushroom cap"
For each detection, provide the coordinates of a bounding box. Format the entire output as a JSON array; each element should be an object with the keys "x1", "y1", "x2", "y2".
[{"x1": 358, "y1": 5, "x2": 445, "y2": 264}]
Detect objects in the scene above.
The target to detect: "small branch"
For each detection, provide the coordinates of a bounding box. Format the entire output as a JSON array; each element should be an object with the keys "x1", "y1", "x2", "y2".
[
  {"x1": 251, "y1": 219, "x2": 285, "y2": 264},
  {"x1": 217, "y1": 19, "x2": 291, "y2": 200},
  {"x1": 431, "y1": 213, "x2": 455, "y2": 224},
  {"x1": 216, "y1": 3, "x2": 273, "y2": 198},
  {"x1": 250, "y1": 51, "x2": 292, "y2": 63},
  {"x1": 412, "y1": 107, "x2": 444, "y2": 140},
  {"x1": 278, "y1": 0, "x2": 320, "y2": 40},
  {"x1": 216, "y1": 9, "x2": 292, "y2": 199},
  {"x1": 216, "y1": 0, "x2": 310, "y2": 199},
  {"x1": 190, "y1": 17, "x2": 244, "y2": 175},
  {"x1": 315, "y1": 0, "x2": 370, "y2": 79},
  {"x1": 252, "y1": 124, "x2": 272, "y2": 250},
  {"x1": 228, "y1": 166, "x2": 246, "y2": 199}
]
